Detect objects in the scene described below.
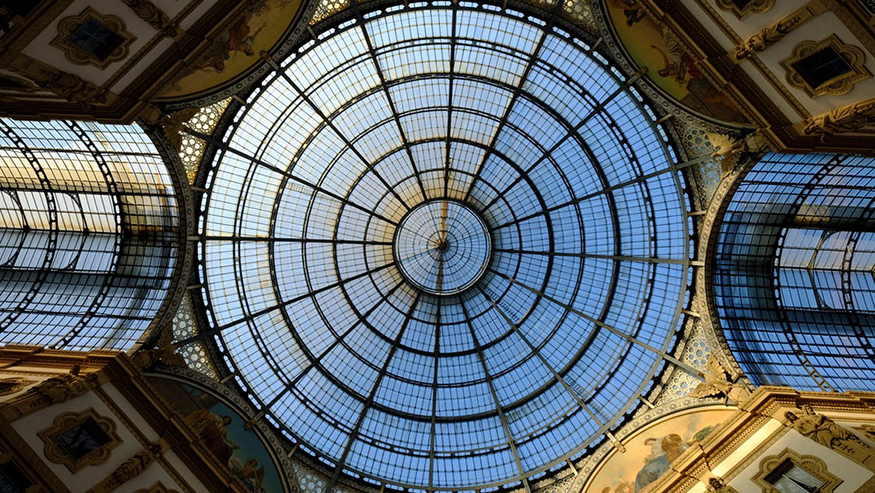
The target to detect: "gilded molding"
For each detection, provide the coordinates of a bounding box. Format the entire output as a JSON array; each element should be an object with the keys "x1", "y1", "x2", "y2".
[
  {"x1": 4, "y1": 365, "x2": 99, "y2": 419},
  {"x1": 734, "y1": 2, "x2": 826, "y2": 61},
  {"x1": 6, "y1": 54, "x2": 110, "y2": 104},
  {"x1": 121, "y1": 0, "x2": 181, "y2": 38},
  {"x1": 87, "y1": 443, "x2": 164, "y2": 493},
  {"x1": 802, "y1": 98, "x2": 875, "y2": 140},
  {"x1": 784, "y1": 404, "x2": 875, "y2": 471},
  {"x1": 50, "y1": 7, "x2": 135, "y2": 70},
  {"x1": 856, "y1": 475, "x2": 875, "y2": 493},
  {"x1": 714, "y1": 0, "x2": 773, "y2": 19},
  {"x1": 0, "y1": 420, "x2": 72, "y2": 493},
  {"x1": 0, "y1": 377, "x2": 35, "y2": 396},
  {"x1": 780, "y1": 35, "x2": 872, "y2": 97},
  {"x1": 38, "y1": 408, "x2": 123, "y2": 473},
  {"x1": 751, "y1": 448, "x2": 841, "y2": 493}
]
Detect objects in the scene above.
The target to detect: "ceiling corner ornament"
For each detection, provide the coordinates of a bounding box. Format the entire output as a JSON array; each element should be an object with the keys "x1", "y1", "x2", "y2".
[
  {"x1": 781, "y1": 35, "x2": 872, "y2": 98},
  {"x1": 751, "y1": 448, "x2": 842, "y2": 493},
  {"x1": 38, "y1": 408, "x2": 123, "y2": 473},
  {"x1": 803, "y1": 97, "x2": 875, "y2": 141},
  {"x1": 50, "y1": 7, "x2": 135, "y2": 69},
  {"x1": 715, "y1": 0, "x2": 774, "y2": 20}
]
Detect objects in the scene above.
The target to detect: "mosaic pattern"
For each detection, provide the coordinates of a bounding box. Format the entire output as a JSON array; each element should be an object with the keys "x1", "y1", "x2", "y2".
[{"x1": 180, "y1": 99, "x2": 232, "y2": 183}]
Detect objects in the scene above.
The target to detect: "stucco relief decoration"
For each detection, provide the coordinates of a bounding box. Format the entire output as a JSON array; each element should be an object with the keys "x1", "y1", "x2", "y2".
[
  {"x1": 50, "y1": 7, "x2": 135, "y2": 69},
  {"x1": 784, "y1": 405, "x2": 875, "y2": 470},
  {"x1": 38, "y1": 408, "x2": 122, "y2": 473},
  {"x1": 136, "y1": 483, "x2": 180, "y2": 493},
  {"x1": 751, "y1": 448, "x2": 842, "y2": 493},
  {"x1": 689, "y1": 354, "x2": 752, "y2": 403},
  {"x1": 0, "y1": 377, "x2": 35, "y2": 396},
  {"x1": 780, "y1": 35, "x2": 871, "y2": 98},
  {"x1": 714, "y1": 0, "x2": 774, "y2": 20}
]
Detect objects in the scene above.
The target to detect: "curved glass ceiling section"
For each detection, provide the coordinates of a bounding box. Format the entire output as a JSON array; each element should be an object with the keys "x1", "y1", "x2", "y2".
[{"x1": 200, "y1": 4, "x2": 691, "y2": 490}]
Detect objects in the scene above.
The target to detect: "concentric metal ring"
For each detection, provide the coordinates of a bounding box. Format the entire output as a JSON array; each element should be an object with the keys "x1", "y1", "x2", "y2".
[
  {"x1": 394, "y1": 200, "x2": 491, "y2": 295},
  {"x1": 200, "y1": 3, "x2": 692, "y2": 490}
]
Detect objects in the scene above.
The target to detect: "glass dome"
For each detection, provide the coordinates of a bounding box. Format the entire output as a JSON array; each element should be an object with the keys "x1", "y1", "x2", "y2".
[{"x1": 199, "y1": 2, "x2": 692, "y2": 490}]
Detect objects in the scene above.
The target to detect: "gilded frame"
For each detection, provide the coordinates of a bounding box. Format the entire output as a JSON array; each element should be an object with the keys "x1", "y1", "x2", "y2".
[
  {"x1": 49, "y1": 7, "x2": 135, "y2": 69},
  {"x1": 780, "y1": 35, "x2": 872, "y2": 97},
  {"x1": 714, "y1": 0, "x2": 774, "y2": 20},
  {"x1": 37, "y1": 408, "x2": 122, "y2": 473},
  {"x1": 751, "y1": 448, "x2": 842, "y2": 493}
]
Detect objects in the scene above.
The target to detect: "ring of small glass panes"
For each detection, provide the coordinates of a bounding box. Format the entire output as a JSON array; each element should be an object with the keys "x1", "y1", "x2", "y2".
[{"x1": 200, "y1": 3, "x2": 692, "y2": 490}]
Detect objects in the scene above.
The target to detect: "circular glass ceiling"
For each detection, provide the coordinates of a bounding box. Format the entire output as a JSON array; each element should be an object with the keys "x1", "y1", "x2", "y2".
[
  {"x1": 394, "y1": 200, "x2": 491, "y2": 295},
  {"x1": 200, "y1": 3, "x2": 692, "y2": 490}
]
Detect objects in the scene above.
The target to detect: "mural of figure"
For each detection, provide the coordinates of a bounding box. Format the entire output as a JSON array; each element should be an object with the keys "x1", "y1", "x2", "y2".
[
  {"x1": 634, "y1": 434, "x2": 687, "y2": 491},
  {"x1": 649, "y1": 29, "x2": 701, "y2": 86},
  {"x1": 607, "y1": 0, "x2": 647, "y2": 26},
  {"x1": 231, "y1": 456, "x2": 266, "y2": 492},
  {"x1": 185, "y1": 409, "x2": 239, "y2": 465},
  {"x1": 605, "y1": 1, "x2": 749, "y2": 124},
  {"x1": 601, "y1": 480, "x2": 634, "y2": 493}
]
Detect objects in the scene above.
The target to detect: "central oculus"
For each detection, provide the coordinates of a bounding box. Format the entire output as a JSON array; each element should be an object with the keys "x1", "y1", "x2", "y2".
[{"x1": 393, "y1": 200, "x2": 491, "y2": 296}]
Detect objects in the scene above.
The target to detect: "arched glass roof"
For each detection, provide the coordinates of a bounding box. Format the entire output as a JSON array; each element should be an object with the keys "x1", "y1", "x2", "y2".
[
  {"x1": 0, "y1": 119, "x2": 179, "y2": 351},
  {"x1": 199, "y1": 2, "x2": 692, "y2": 490}
]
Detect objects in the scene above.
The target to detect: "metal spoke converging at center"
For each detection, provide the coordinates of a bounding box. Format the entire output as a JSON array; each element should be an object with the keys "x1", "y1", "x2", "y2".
[
  {"x1": 394, "y1": 200, "x2": 492, "y2": 296},
  {"x1": 197, "y1": 2, "x2": 695, "y2": 491}
]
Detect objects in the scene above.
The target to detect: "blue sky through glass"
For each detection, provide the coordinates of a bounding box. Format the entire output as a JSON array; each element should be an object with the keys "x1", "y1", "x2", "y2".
[{"x1": 201, "y1": 4, "x2": 691, "y2": 490}]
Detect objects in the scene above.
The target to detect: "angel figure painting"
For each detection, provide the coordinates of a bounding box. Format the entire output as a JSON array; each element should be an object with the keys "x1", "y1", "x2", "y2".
[
  {"x1": 583, "y1": 407, "x2": 735, "y2": 493},
  {"x1": 147, "y1": 375, "x2": 286, "y2": 493},
  {"x1": 157, "y1": 0, "x2": 305, "y2": 101},
  {"x1": 605, "y1": 2, "x2": 748, "y2": 124}
]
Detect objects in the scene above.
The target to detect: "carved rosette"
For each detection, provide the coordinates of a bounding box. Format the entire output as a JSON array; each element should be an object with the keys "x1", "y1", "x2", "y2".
[
  {"x1": 121, "y1": 0, "x2": 178, "y2": 37},
  {"x1": 781, "y1": 35, "x2": 872, "y2": 97},
  {"x1": 50, "y1": 7, "x2": 135, "y2": 69}
]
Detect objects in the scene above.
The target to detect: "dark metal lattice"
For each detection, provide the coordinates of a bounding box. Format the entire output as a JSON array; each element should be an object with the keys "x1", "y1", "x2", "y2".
[
  {"x1": 0, "y1": 119, "x2": 179, "y2": 351},
  {"x1": 198, "y1": 2, "x2": 693, "y2": 490},
  {"x1": 713, "y1": 152, "x2": 875, "y2": 393}
]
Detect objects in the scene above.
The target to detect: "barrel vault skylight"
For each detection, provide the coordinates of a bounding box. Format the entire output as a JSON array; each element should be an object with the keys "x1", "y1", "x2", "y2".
[{"x1": 197, "y1": 2, "x2": 693, "y2": 491}]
